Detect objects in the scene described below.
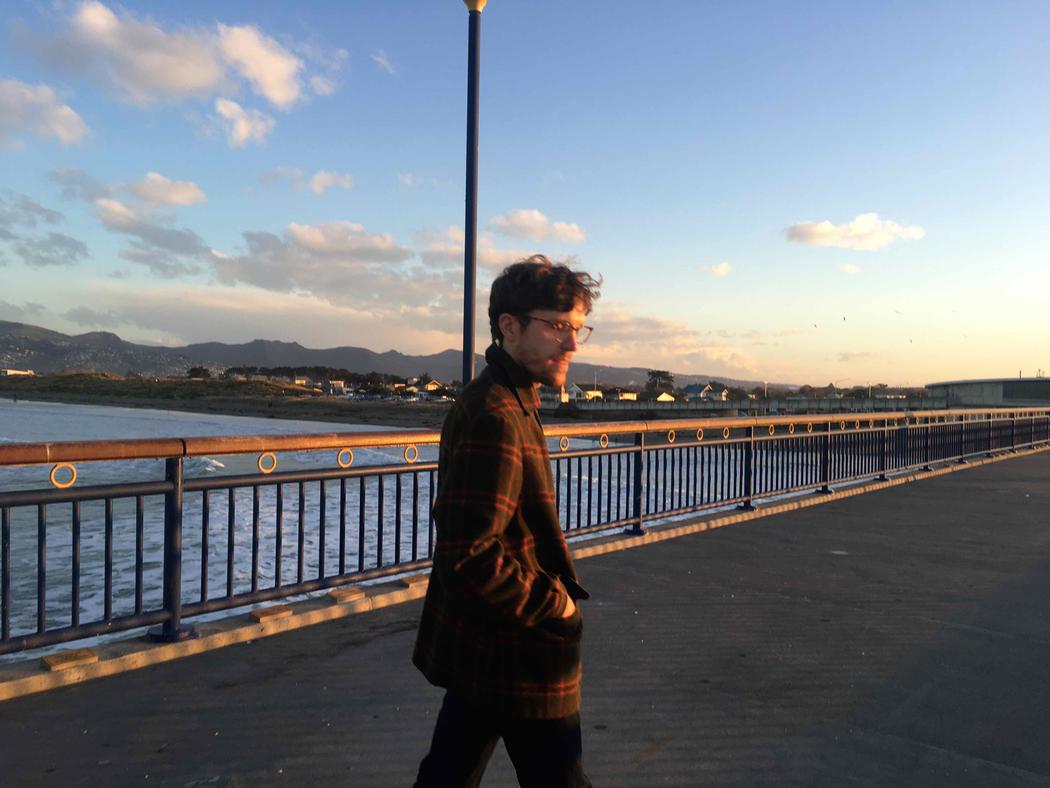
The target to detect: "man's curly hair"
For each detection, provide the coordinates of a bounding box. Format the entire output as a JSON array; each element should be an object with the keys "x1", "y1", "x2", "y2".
[{"x1": 488, "y1": 255, "x2": 601, "y2": 344}]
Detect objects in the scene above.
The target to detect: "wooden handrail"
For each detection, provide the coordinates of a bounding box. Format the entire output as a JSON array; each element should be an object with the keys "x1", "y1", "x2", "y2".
[{"x1": 0, "y1": 408, "x2": 1048, "y2": 467}]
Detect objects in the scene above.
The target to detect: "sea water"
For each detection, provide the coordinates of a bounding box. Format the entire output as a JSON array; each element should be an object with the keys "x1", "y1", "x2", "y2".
[{"x1": 0, "y1": 399, "x2": 438, "y2": 656}]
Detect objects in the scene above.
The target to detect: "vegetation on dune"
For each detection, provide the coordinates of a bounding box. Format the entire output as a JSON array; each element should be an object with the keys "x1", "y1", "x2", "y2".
[{"x1": 0, "y1": 372, "x2": 319, "y2": 401}]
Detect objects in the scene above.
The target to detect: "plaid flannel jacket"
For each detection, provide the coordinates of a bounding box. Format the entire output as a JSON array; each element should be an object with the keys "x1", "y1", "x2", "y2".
[{"x1": 413, "y1": 344, "x2": 589, "y2": 719}]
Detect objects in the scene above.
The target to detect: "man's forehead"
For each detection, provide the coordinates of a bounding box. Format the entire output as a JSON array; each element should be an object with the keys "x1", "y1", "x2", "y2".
[{"x1": 533, "y1": 301, "x2": 588, "y2": 320}]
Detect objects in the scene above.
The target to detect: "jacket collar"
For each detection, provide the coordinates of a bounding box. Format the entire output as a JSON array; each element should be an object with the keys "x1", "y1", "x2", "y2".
[{"x1": 484, "y1": 344, "x2": 541, "y2": 413}]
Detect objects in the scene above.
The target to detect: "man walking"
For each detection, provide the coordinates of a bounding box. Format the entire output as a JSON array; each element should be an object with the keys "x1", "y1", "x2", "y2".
[{"x1": 414, "y1": 256, "x2": 600, "y2": 787}]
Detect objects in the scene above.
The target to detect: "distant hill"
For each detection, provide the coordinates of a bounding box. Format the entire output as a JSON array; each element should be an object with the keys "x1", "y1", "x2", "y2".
[
  {"x1": 178, "y1": 339, "x2": 480, "y2": 381},
  {"x1": 0, "y1": 321, "x2": 197, "y2": 376},
  {"x1": 0, "y1": 320, "x2": 767, "y2": 388}
]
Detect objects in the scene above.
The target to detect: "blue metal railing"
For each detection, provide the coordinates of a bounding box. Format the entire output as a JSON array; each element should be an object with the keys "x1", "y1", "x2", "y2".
[{"x1": 1, "y1": 409, "x2": 1048, "y2": 655}]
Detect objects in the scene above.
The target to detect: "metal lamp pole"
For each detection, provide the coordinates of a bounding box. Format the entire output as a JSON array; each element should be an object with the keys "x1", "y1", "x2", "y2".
[{"x1": 462, "y1": 0, "x2": 487, "y2": 385}]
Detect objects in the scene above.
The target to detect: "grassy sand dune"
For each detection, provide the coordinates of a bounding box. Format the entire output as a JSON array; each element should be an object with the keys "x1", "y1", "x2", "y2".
[{"x1": 0, "y1": 373, "x2": 453, "y2": 429}]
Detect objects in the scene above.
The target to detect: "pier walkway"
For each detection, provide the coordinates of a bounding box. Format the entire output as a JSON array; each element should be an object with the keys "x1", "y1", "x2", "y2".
[{"x1": 3, "y1": 451, "x2": 1050, "y2": 786}]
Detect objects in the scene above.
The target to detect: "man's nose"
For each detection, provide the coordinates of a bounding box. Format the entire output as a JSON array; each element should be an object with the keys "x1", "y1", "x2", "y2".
[{"x1": 562, "y1": 330, "x2": 579, "y2": 352}]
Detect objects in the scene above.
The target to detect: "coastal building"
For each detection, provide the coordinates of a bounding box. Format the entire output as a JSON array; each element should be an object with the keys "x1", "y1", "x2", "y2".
[
  {"x1": 925, "y1": 377, "x2": 1050, "y2": 406},
  {"x1": 695, "y1": 384, "x2": 729, "y2": 401}
]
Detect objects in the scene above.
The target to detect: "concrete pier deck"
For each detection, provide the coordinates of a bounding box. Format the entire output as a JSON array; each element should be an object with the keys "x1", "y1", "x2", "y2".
[{"x1": 3, "y1": 451, "x2": 1050, "y2": 786}]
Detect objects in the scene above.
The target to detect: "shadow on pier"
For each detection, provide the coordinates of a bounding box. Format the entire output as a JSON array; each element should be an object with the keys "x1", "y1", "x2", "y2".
[{"x1": 4, "y1": 452, "x2": 1050, "y2": 786}]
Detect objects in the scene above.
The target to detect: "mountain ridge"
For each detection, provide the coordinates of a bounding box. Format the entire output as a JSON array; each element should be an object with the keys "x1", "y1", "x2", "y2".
[{"x1": 0, "y1": 320, "x2": 769, "y2": 389}]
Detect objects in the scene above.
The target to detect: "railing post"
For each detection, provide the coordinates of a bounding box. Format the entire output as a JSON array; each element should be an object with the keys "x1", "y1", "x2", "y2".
[
  {"x1": 922, "y1": 416, "x2": 932, "y2": 471},
  {"x1": 149, "y1": 456, "x2": 196, "y2": 642},
  {"x1": 986, "y1": 414, "x2": 994, "y2": 457},
  {"x1": 819, "y1": 422, "x2": 831, "y2": 494},
  {"x1": 738, "y1": 426, "x2": 755, "y2": 509},
  {"x1": 1010, "y1": 415, "x2": 1017, "y2": 452},
  {"x1": 878, "y1": 422, "x2": 888, "y2": 481},
  {"x1": 956, "y1": 415, "x2": 969, "y2": 464},
  {"x1": 626, "y1": 431, "x2": 645, "y2": 535}
]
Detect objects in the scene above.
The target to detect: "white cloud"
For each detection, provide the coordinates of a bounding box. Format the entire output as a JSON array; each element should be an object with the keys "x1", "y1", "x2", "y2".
[
  {"x1": 129, "y1": 172, "x2": 206, "y2": 207},
  {"x1": 0, "y1": 79, "x2": 88, "y2": 147},
  {"x1": 416, "y1": 226, "x2": 529, "y2": 272},
  {"x1": 0, "y1": 192, "x2": 64, "y2": 236},
  {"x1": 489, "y1": 209, "x2": 586, "y2": 243},
  {"x1": 258, "y1": 167, "x2": 351, "y2": 194},
  {"x1": 285, "y1": 222, "x2": 408, "y2": 260},
  {"x1": 48, "y1": 167, "x2": 109, "y2": 201},
  {"x1": 838, "y1": 351, "x2": 878, "y2": 363},
  {"x1": 210, "y1": 222, "x2": 466, "y2": 327},
  {"x1": 95, "y1": 197, "x2": 137, "y2": 227},
  {"x1": 216, "y1": 24, "x2": 303, "y2": 109},
  {"x1": 371, "y1": 50, "x2": 396, "y2": 75},
  {"x1": 27, "y1": 2, "x2": 333, "y2": 118},
  {"x1": 56, "y1": 1, "x2": 227, "y2": 105},
  {"x1": 398, "y1": 173, "x2": 417, "y2": 187},
  {"x1": 93, "y1": 196, "x2": 208, "y2": 276},
  {"x1": 309, "y1": 75, "x2": 335, "y2": 96},
  {"x1": 308, "y1": 171, "x2": 353, "y2": 194},
  {"x1": 214, "y1": 98, "x2": 275, "y2": 147},
  {"x1": 580, "y1": 301, "x2": 759, "y2": 376},
  {"x1": 0, "y1": 300, "x2": 46, "y2": 322},
  {"x1": 258, "y1": 166, "x2": 303, "y2": 188},
  {"x1": 14, "y1": 232, "x2": 89, "y2": 268},
  {"x1": 71, "y1": 281, "x2": 461, "y2": 353},
  {"x1": 838, "y1": 263, "x2": 861, "y2": 274},
  {"x1": 708, "y1": 261, "x2": 732, "y2": 277},
  {"x1": 785, "y1": 212, "x2": 925, "y2": 251}
]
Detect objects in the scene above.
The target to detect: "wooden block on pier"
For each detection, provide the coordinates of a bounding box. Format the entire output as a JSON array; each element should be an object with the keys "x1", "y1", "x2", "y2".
[
  {"x1": 399, "y1": 574, "x2": 429, "y2": 589},
  {"x1": 41, "y1": 648, "x2": 98, "y2": 672},
  {"x1": 328, "y1": 586, "x2": 365, "y2": 603},
  {"x1": 251, "y1": 605, "x2": 293, "y2": 623}
]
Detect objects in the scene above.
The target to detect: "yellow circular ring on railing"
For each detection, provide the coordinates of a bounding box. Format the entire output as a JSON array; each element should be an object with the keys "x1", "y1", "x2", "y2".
[
  {"x1": 768, "y1": 424, "x2": 775, "y2": 436},
  {"x1": 336, "y1": 448, "x2": 354, "y2": 469},
  {"x1": 696, "y1": 428, "x2": 704, "y2": 441},
  {"x1": 599, "y1": 433, "x2": 609, "y2": 448},
  {"x1": 840, "y1": 421, "x2": 846, "y2": 430},
  {"x1": 49, "y1": 463, "x2": 77, "y2": 489},
  {"x1": 869, "y1": 419, "x2": 875, "y2": 428},
  {"x1": 806, "y1": 423, "x2": 813, "y2": 433},
  {"x1": 257, "y1": 452, "x2": 278, "y2": 474},
  {"x1": 403, "y1": 445, "x2": 419, "y2": 464},
  {"x1": 667, "y1": 430, "x2": 676, "y2": 444},
  {"x1": 559, "y1": 436, "x2": 570, "y2": 452},
  {"x1": 789, "y1": 423, "x2": 796, "y2": 434},
  {"x1": 722, "y1": 427, "x2": 730, "y2": 439},
  {"x1": 855, "y1": 420, "x2": 861, "y2": 429}
]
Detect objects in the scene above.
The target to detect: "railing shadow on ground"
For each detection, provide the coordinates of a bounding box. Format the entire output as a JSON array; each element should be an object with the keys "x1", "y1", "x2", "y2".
[{"x1": 0, "y1": 407, "x2": 1048, "y2": 658}]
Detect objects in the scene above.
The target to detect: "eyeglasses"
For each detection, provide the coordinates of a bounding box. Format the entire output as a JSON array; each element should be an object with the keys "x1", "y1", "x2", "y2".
[{"x1": 520, "y1": 314, "x2": 594, "y2": 344}]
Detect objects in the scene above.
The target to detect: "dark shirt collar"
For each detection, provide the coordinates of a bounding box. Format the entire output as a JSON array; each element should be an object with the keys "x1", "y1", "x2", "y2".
[{"x1": 485, "y1": 344, "x2": 541, "y2": 412}]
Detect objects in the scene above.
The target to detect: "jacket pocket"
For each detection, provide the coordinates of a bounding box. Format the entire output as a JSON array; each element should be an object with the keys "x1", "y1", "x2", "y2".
[{"x1": 538, "y1": 604, "x2": 583, "y2": 641}]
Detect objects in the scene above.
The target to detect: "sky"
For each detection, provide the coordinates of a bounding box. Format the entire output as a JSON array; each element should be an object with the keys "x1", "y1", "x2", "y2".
[{"x1": 0, "y1": 1, "x2": 1047, "y2": 387}]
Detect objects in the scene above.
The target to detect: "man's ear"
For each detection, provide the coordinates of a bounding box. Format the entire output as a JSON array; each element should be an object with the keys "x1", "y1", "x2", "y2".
[{"x1": 497, "y1": 313, "x2": 520, "y2": 344}]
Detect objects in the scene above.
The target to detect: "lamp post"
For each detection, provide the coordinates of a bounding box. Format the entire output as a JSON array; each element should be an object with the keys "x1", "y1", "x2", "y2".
[{"x1": 462, "y1": 0, "x2": 487, "y2": 385}]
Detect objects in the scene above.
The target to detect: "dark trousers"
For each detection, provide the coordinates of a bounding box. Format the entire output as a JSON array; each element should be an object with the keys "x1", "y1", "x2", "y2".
[{"x1": 414, "y1": 692, "x2": 591, "y2": 788}]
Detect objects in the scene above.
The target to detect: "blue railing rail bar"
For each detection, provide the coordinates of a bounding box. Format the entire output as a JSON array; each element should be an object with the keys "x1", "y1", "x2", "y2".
[{"x1": 1, "y1": 408, "x2": 1048, "y2": 656}]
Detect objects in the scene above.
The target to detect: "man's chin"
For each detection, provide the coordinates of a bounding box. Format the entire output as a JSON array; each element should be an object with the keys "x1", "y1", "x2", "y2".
[
  {"x1": 533, "y1": 368, "x2": 569, "y2": 388},
  {"x1": 547, "y1": 368, "x2": 570, "y2": 388}
]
